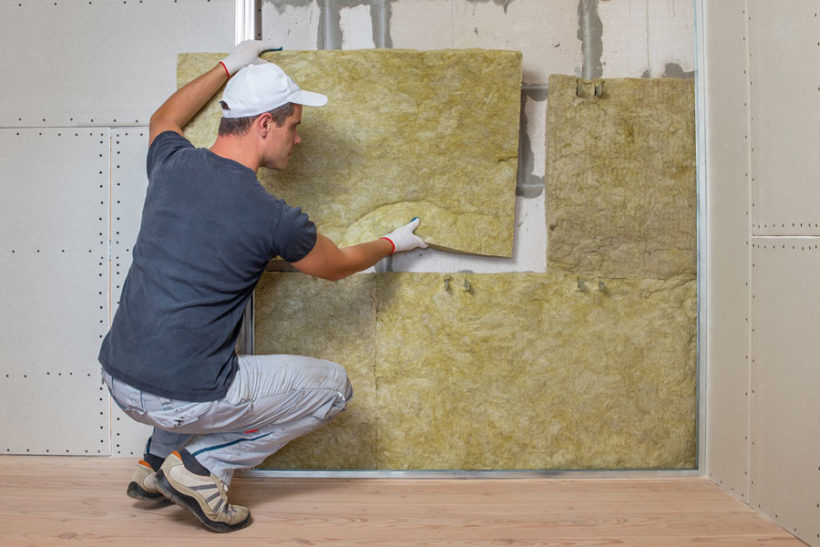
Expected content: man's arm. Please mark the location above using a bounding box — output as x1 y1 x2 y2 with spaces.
291 219 427 281
149 65 227 145
148 40 280 145
291 234 393 281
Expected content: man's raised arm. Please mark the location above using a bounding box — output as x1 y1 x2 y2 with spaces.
148 40 280 145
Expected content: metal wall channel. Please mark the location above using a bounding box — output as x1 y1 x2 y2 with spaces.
693 0 708 480
240 469 702 479
235 0 260 356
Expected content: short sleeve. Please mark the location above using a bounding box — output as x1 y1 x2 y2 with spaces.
146 131 193 178
274 204 317 263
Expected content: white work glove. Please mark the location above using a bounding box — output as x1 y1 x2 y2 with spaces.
219 39 282 76
380 218 428 254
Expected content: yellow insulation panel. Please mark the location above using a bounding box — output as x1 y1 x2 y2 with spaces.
546 75 696 279
256 272 697 470
179 49 522 257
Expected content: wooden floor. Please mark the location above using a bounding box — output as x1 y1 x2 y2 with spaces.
0 457 803 546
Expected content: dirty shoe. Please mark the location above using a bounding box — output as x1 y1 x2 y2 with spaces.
126 459 166 502
155 451 251 533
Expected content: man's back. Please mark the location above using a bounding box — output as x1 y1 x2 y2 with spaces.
99 131 316 402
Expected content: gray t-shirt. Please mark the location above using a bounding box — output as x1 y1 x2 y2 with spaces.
99 131 316 402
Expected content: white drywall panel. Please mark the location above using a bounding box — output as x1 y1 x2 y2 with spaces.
1 0 234 128
750 239 820 546
262 1 322 50
702 0 752 502
109 129 153 457
0 128 110 455
748 0 820 236
598 0 695 78
110 129 149 310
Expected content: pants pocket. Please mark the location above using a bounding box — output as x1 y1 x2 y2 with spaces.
102 372 146 418
147 400 212 430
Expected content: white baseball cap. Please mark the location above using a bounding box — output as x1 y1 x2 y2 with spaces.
220 62 327 119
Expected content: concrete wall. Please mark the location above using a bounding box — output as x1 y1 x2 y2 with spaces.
264 0 694 277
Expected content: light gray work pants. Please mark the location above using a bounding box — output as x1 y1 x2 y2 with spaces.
102 354 352 484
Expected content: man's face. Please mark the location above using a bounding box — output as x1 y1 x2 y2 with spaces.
264 104 303 171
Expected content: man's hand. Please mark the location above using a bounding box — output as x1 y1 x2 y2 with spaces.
380 218 428 254
148 40 282 145
291 219 427 281
219 40 282 76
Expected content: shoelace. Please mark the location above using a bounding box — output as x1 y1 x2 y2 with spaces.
217 482 233 515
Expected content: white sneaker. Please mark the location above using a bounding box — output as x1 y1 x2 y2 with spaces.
155 451 251 533
126 459 166 502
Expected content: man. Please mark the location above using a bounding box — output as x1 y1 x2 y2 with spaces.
99 40 426 533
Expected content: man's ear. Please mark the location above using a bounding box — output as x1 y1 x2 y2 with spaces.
256 112 273 138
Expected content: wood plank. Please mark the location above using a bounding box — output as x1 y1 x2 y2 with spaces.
0 457 800 545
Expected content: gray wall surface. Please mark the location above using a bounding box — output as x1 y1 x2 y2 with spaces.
0 0 235 456
703 0 820 544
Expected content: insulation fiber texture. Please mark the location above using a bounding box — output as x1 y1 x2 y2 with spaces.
256 272 696 470
179 50 522 257
546 75 696 279
254 274 378 469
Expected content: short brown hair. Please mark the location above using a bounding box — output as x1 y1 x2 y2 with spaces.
218 102 296 136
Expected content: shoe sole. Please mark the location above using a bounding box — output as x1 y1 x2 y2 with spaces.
154 470 251 533
126 481 172 504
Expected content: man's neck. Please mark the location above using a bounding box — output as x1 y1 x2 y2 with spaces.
209 136 260 173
